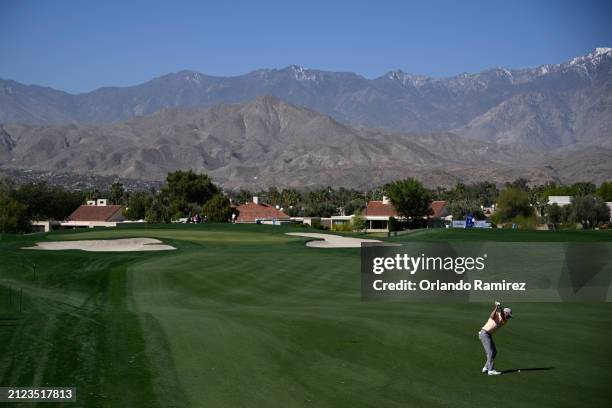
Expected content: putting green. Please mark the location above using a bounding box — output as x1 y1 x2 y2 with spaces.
1 225 611 407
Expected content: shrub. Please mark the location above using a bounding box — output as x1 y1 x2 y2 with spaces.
351 210 367 232
0 193 31 234
568 195 610 229
447 199 485 219
311 220 327 230
545 203 564 225
492 188 533 224
202 194 234 223
145 195 171 223
512 215 538 229
332 222 352 232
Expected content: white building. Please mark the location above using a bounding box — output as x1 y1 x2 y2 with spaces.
548 196 572 206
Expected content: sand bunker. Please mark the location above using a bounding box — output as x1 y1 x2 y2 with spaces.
286 232 383 248
24 238 176 252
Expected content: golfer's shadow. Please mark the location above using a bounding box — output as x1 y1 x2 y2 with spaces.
501 367 554 374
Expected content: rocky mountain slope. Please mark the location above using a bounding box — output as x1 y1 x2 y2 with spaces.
1 96 608 189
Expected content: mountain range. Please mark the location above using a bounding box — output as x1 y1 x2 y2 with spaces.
0 49 610 188
1 96 609 189
1 48 611 151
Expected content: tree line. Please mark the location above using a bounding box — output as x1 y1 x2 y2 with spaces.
1 171 610 234
0 171 234 233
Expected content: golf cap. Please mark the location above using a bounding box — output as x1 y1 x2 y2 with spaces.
503 307 513 318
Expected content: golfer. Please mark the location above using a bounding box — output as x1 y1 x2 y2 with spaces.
478 301 512 375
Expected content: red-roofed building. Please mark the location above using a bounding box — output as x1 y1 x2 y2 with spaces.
331 196 448 232
64 199 126 228
430 200 448 219
236 197 291 224
69 203 124 222
365 199 397 217
32 198 129 232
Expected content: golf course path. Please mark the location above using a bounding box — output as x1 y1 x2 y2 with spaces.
24 237 176 252
285 232 383 248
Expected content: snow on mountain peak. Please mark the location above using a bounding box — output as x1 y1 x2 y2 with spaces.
569 47 612 66
182 71 204 85
386 69 428 87
283 65 317 81
286 65 317 81
387 69 405 80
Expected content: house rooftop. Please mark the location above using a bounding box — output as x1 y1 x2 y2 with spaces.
68 204 123 222
365 200 448 219
236 202 290 223
365 200 397 217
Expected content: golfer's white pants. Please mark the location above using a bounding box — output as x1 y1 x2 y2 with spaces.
478 329 497 371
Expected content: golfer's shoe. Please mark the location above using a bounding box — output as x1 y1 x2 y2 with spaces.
487 370 502 376
482 367 488 374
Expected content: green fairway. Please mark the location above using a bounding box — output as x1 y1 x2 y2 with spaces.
385 227 612 242
1 225 611 407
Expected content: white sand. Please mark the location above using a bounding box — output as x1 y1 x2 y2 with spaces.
286 232 383 248
24 238 176 252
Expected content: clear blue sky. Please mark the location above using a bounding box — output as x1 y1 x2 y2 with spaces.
1 0 611 93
